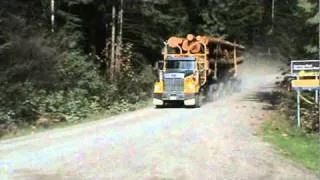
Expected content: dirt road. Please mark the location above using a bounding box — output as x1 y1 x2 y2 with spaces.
0 59 318 180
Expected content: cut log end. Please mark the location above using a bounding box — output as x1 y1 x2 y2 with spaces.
187 34 195 41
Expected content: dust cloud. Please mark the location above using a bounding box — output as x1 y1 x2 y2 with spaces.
236 52 285 92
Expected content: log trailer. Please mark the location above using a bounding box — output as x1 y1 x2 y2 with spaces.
153 34 245 108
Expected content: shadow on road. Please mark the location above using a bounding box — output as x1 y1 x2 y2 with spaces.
12 169 65 180
240 86 283 111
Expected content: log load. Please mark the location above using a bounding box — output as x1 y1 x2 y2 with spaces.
166 34 245 65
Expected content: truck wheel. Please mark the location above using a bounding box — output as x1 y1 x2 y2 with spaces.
213 90 219 100
226 81 232 95
234 79 242 92
155 105 163 109
206 84 214 102
194 94 201 108
218 83 225 98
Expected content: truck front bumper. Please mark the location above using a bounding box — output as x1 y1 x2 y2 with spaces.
153 93 196 105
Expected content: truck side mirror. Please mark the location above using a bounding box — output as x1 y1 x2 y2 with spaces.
154 61 164 82
154 60 164 70
159 61 164 70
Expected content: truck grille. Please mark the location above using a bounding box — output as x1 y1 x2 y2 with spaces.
164 78 184 92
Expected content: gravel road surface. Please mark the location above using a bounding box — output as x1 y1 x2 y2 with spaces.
0 59 318 180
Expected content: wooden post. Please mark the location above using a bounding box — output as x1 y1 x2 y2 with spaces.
233 41 238 75
214 44 218 79
214 61 218 79
110 4 116 81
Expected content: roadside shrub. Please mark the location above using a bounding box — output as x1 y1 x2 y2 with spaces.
278 91 319 133
113 43 156 103
0 7 154 137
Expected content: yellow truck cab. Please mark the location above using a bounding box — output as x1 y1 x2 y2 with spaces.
153 56 201 108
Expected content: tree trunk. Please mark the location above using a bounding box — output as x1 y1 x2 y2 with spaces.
51 0 55 33
115 0 123 75
271 0 275 34
105 24 110 79
110 4 116 81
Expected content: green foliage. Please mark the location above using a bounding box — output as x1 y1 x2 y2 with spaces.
113 43 156 103
297 1 319 58
0 0 155 137
199 0 263 41
263 116 320 171
134 0 264 56
33 89 101 122
298 1 316 14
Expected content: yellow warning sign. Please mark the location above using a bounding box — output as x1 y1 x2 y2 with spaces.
292 79 320 88
298 71 320 77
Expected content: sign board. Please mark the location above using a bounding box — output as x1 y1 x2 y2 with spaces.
292 79 320 90
291 60 320 76
289 60 320 128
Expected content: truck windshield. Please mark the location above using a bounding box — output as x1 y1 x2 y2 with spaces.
165 60 195 70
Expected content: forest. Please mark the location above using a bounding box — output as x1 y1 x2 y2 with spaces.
0 0 319 135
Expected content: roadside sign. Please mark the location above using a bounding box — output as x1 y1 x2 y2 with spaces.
289 60 320 128
291 60 320 76
297 71 320 77
291 79 320 90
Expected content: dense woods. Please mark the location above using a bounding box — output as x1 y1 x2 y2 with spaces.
0 0 319 135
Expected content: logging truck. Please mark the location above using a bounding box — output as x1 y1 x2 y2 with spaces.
153 34 245 108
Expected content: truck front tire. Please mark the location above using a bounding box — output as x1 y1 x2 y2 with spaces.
155 105 164 108
206 84 214 102
194 94 201 108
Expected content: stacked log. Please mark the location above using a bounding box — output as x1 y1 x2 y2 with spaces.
181 39 190 51
168 34 205 53
167 36 184 48
166 34 244 65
